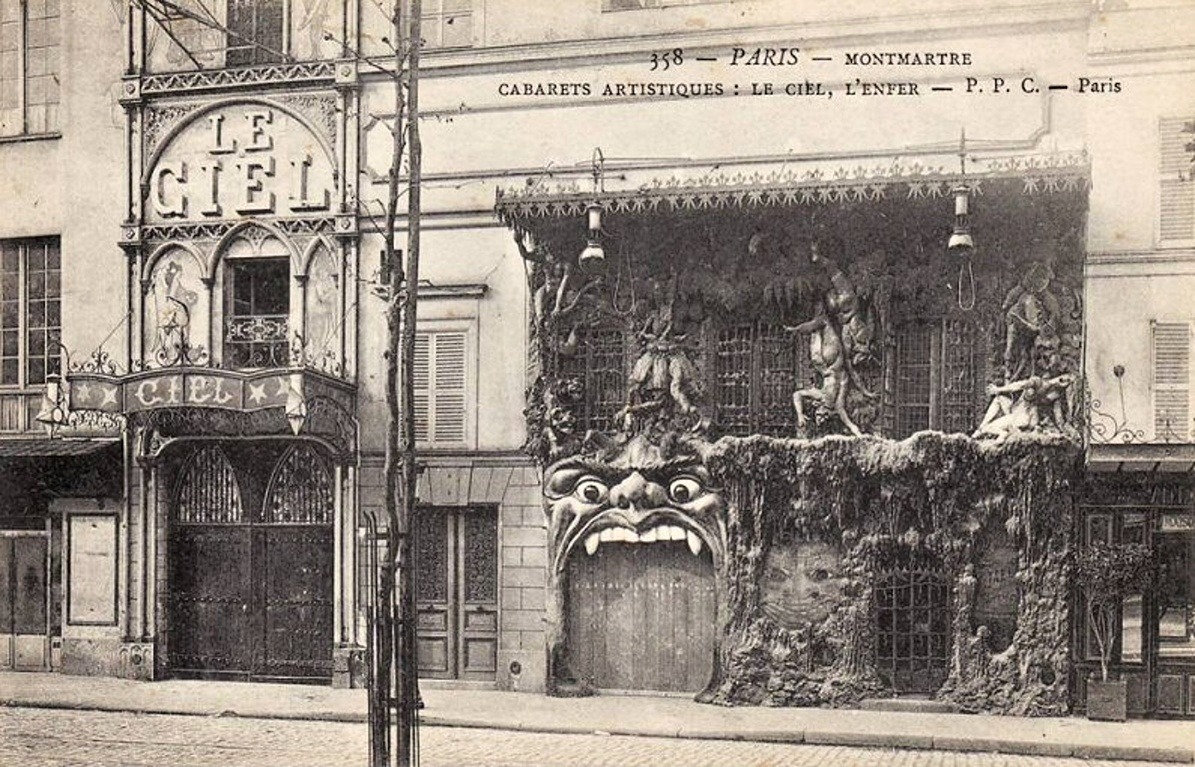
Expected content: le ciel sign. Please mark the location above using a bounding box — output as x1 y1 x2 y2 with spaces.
148 104 334 223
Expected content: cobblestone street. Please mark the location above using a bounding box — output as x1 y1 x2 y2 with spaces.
0 708 1183 767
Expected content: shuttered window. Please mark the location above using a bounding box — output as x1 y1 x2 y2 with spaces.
1160 117 1195 243
413 330 468 446
1153 321 1192 442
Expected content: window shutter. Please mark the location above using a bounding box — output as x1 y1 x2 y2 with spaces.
411 330 468 445
1153 321 1191 441
1160 117 1195 242
413 334 431 443
432 332 467 444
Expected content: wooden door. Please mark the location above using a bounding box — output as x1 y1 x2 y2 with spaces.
168 444 333 682
169 525 255 675
260 525 334 680
566 539 716 693
414 507 498 680
0 533 48 670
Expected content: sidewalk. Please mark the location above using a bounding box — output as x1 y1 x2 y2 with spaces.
1 672 1192 763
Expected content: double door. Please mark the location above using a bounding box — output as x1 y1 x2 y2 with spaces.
413 507 498 681
167 444 334 682
169 523 333 681
0 532 48 670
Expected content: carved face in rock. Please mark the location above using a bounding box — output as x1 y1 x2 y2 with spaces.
543 436 726 573
760 540 848 628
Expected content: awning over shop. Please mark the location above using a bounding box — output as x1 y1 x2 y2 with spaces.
0 438 119 458
1088 443 1195 474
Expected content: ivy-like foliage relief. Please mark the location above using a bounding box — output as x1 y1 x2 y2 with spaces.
704 431 1080 714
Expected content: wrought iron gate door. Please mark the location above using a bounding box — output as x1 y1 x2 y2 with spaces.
566 540 716 693
875 568 951 694
169 445 333 681
414 507 499 681
0 533 48 670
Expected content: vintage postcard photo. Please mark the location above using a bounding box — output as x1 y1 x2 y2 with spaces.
1 1 1193 765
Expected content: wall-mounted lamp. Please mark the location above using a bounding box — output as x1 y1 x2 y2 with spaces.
285 373 307 436
35 373 68 438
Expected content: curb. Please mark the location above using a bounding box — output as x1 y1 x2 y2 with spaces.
4 698 1193 763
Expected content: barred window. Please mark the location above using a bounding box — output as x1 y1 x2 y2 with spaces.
891 318 980 438
715 322 802 437
557 327 626 435
223 256 290 368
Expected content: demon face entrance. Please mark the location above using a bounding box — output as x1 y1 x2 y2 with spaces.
566 538 716 693
167 443 334 682
875 568 951 694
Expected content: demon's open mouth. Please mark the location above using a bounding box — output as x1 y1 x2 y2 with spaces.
573 511 707 556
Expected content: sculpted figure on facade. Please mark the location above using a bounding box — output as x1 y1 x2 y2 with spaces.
515 227 597 356
781 242 878 437
1002 261 1062 381
973 372 1076 440
618 273 705 433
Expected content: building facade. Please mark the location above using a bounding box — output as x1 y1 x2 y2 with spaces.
1 0 1192 720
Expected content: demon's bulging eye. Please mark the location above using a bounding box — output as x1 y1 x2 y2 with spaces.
573 477 609 504
668 476 704 504
811 569 830 582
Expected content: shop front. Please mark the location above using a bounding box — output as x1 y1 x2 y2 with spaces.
499 151 1091 714
1080 455 1195 718
63 365 358 683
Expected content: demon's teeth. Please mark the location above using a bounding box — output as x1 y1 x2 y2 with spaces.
584 533 600 555
667 525 687 541
640 528 658 543
687 531 703 556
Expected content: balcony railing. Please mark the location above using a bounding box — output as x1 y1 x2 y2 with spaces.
224 315 289 369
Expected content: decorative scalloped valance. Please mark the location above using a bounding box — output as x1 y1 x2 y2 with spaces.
495 151 1090 223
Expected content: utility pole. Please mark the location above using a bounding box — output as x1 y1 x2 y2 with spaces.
378 1 422 765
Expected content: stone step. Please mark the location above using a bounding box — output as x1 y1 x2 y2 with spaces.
859 697 960 714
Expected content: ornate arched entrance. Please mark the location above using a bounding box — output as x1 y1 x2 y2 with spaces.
167 442 334 681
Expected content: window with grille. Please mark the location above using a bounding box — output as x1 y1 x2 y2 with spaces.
413 329 470 447
715 322 801 436
419 0 473 50
557 327 626 435
225 0 285 66
0 0 61 136
891 318 980 439
1160 117 1195 243
1152 320 1192 442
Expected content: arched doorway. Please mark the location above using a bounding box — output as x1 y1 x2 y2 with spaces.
167 442 333 682
565 539 716 693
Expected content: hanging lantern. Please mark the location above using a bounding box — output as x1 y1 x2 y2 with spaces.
947 184 974 252
578 201 605 271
